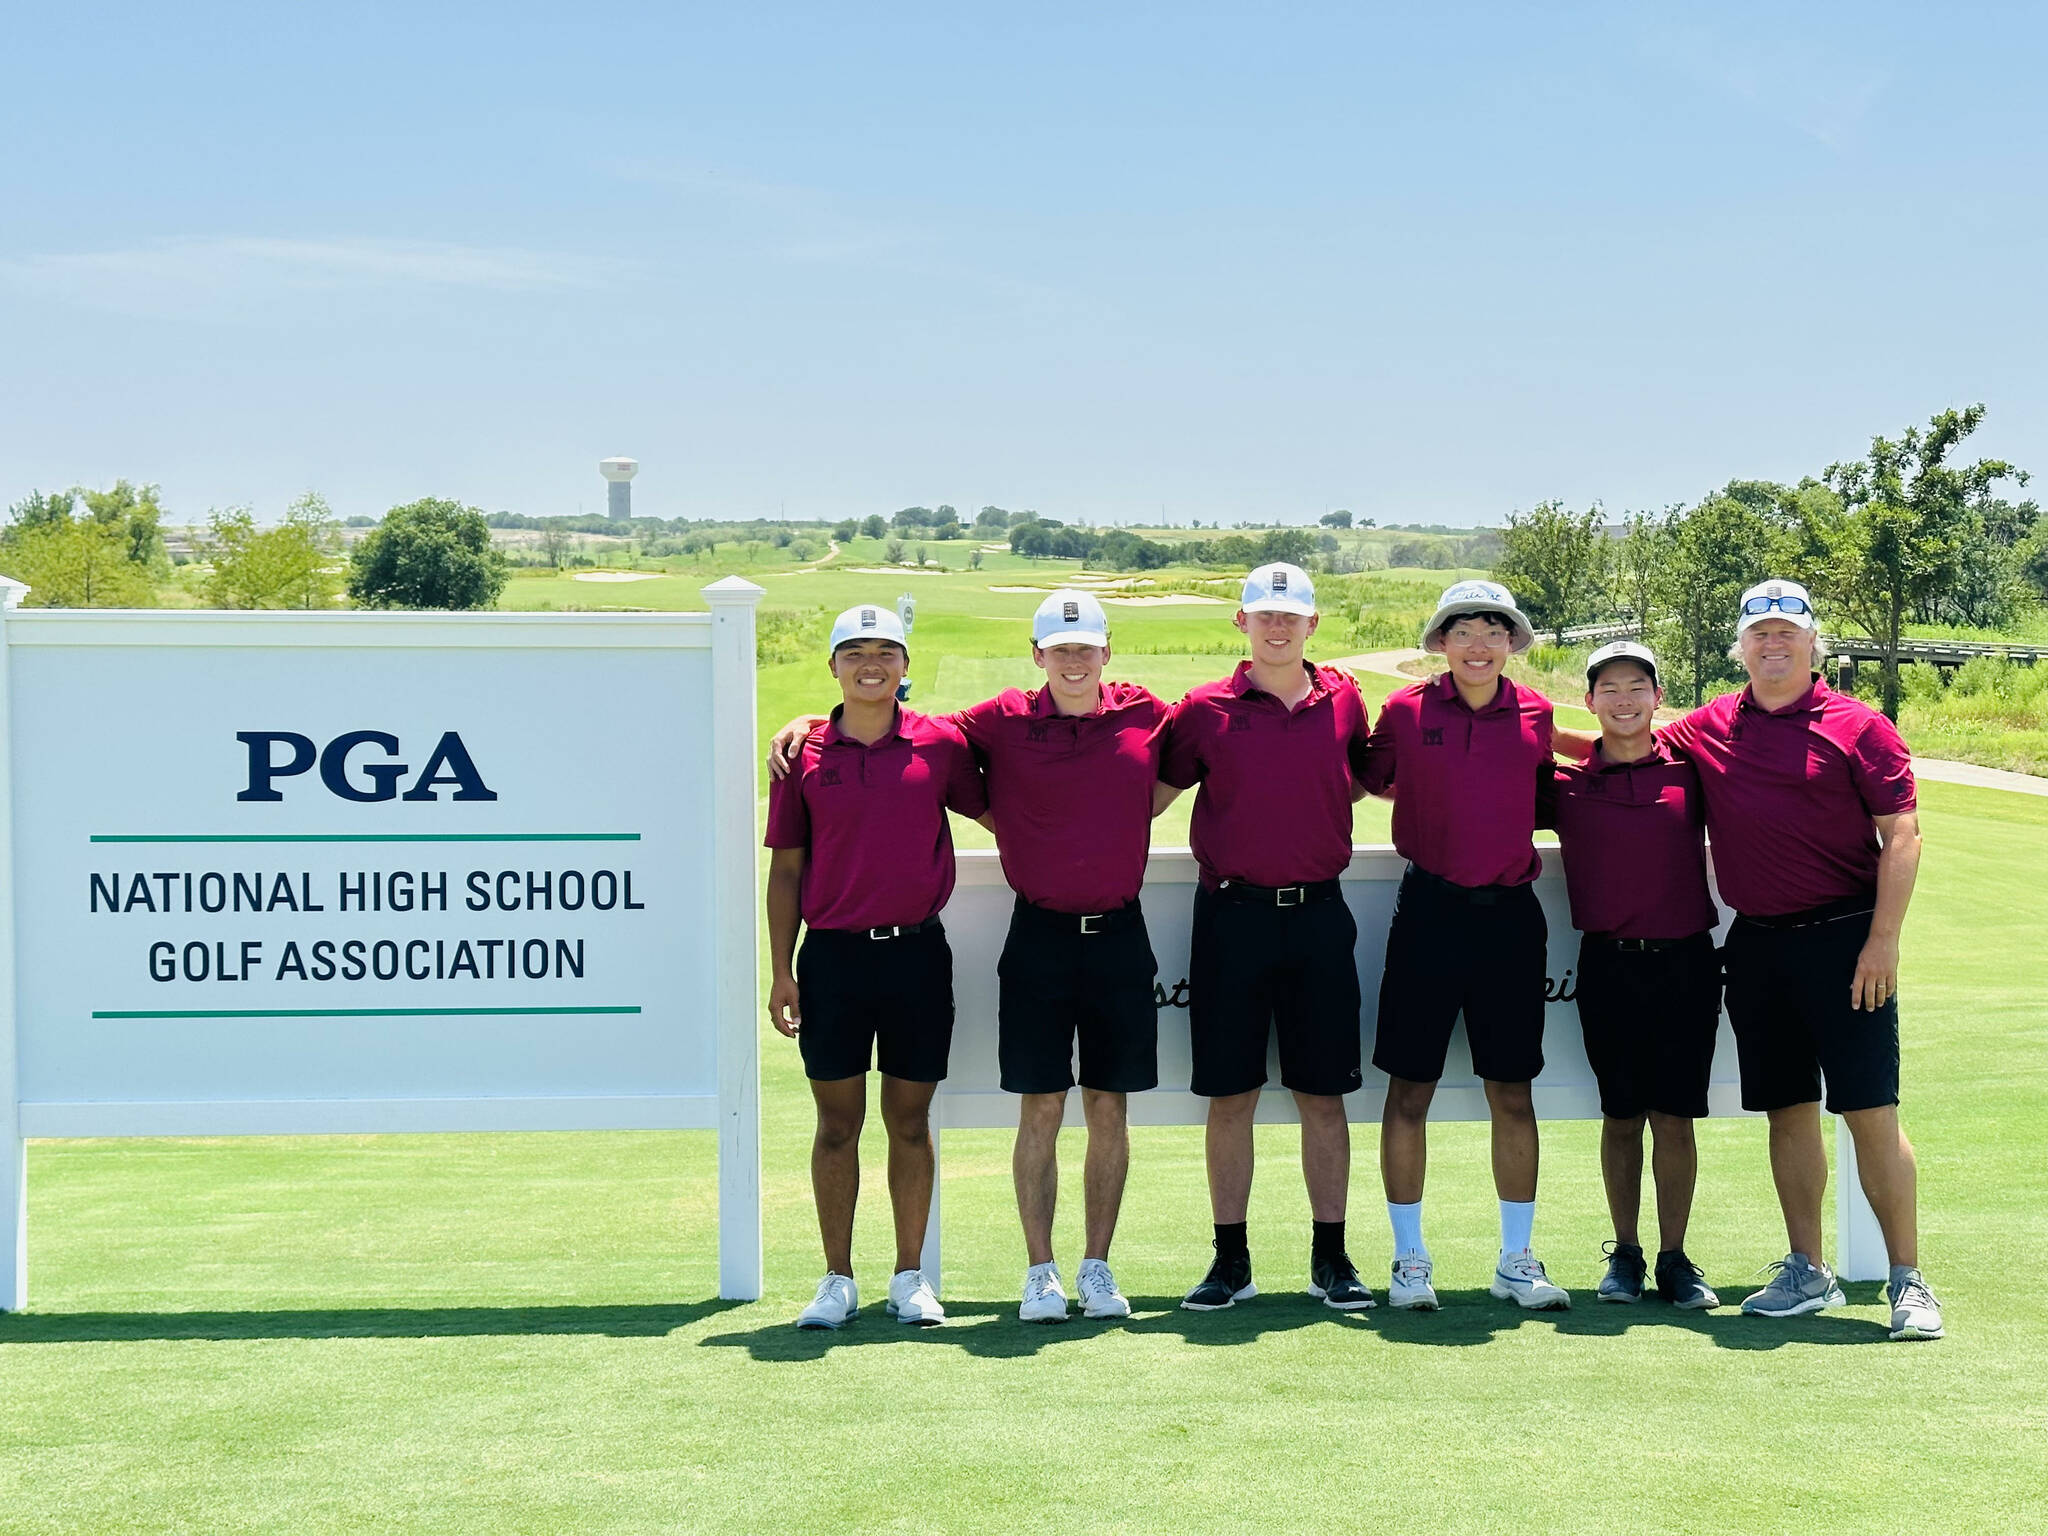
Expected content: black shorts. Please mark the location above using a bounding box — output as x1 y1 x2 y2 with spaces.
794 922 954 1083
1573 930 1722 1120
998 898 1160 1095
1187 884 1363 1099
1722 903 1899 1114
1373 866 1547 1085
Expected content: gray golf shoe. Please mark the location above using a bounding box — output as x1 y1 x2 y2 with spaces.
1887 1268 1944 1340
1740 1252 1845 1317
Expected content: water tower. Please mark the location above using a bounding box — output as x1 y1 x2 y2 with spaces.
599 457 638 520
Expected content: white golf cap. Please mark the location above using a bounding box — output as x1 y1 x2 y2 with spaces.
1586 639 1659 684
1421 579 1535 654
1031 589 1110 649
828 603 907 652
1736 578 1818 635
1241 562 1316 615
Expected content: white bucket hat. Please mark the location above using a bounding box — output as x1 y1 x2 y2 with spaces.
1421 579 1535 655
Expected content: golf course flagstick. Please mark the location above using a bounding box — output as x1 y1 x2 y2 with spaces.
0 576 27 1311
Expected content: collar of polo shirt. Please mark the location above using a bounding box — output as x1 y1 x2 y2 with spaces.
1225 658 1326 700
820 701 913 745
1739 675 1828 717
1429 669 1514 713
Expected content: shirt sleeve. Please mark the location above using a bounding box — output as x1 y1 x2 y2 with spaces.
949 697 997 752
1158 695 1206 789
1359 692 1401 795
939 732 989 819
1848 712 1917 815
1342 677 1375 781
763 760 809 849
1658 704 1707 758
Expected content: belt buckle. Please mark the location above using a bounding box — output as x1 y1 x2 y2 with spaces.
866 926 899 941
1617 938 1647 952
1275 885 1304 908
1078 913 1104 936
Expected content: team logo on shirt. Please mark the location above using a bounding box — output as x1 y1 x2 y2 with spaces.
1422 726 1444 746
1026 722 1050 742
1228 714 1253 733
820 767 842 786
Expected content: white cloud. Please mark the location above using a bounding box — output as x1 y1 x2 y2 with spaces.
0 237 630 316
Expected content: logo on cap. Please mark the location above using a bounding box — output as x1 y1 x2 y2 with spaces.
1271 571 1288 592
1062 600 1078 622
1765 583 1782 597
860 608 877 628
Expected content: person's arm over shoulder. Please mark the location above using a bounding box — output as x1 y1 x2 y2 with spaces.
1157 692 1207 791
936 722 990 820
1848 710 1917 816
763 752 810 849
950 695 1002 753
1657 702 1710 758
1359 687 1404 798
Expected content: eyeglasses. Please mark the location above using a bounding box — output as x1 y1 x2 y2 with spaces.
1446 627 1511 649
1741 593 1811 617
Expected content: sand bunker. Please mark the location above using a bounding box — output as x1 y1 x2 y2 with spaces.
1101 594 1228 606
844 566 946 575
572 572 663 583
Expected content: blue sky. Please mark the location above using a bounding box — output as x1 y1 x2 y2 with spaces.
3 2 2042 526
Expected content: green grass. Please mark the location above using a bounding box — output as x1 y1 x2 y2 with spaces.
4 569 2044 1531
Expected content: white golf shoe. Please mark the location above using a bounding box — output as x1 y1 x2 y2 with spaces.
1019 1262 1070 1324
795 1273 858 1330
885 1268 946 1326
1491 1249 1571 1310
1077 1258 1132 1319
1388 1253 1439 1311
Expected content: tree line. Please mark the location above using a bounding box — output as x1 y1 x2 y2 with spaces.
1492 405 2040 718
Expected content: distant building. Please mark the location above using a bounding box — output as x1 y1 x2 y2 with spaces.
600 457 638 520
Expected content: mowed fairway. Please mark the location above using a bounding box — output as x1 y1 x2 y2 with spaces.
2 565 2044 1533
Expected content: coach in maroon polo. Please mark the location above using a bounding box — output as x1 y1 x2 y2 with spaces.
1361 578 1568 1312
765 602 989 1333
1155 561 1377 1314
768 589 1169 1325
1662 581 1937 1338
1540 640 1722 1310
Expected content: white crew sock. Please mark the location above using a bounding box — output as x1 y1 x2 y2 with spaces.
1388 1200 1428 1259
1499 1199 1536 1257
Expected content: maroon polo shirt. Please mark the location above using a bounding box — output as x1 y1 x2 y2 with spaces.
953 682 1169 913
1658 676 1916 919
763 705 988 932
1159 662 1373 888
1361 672 1552 888
1539 742 1720 940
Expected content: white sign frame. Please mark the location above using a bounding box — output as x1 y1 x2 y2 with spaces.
0 577 766 1310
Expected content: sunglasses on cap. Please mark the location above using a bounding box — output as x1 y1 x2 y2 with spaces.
1742 593 1812 616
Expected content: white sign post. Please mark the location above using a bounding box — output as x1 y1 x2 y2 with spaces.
0 576 765 1311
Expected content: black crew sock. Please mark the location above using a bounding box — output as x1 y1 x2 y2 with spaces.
1312 1219 1346 1266
1213 1222 1249 1263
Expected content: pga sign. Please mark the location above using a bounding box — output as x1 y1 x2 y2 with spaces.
0 579 769 1311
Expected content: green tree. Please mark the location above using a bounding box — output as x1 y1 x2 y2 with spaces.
1492 500 1610 644
1319 510 1353 529
7 489 75 530
347 497 508 610
78 480 168 569
860 514 887 540
1610 508 1673 637
832 519 858 543
206 493 344 609
1805 404 2028 718
1652 490 1796 707
0 515 155 606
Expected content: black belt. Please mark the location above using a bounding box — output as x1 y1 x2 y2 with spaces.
1586 934 1691 953
1212 879 1343 908
1735 897 1875 931
1404 863 1529 907
1013 896 1143 936
811 915 944 942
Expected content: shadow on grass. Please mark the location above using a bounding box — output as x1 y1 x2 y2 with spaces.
0 1300 741 1344
702 1284 1896 1359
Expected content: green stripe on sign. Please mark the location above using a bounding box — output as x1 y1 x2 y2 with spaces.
90 1006 645 1019
89 833 642 843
